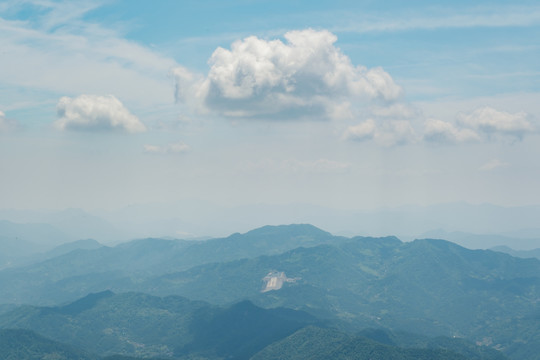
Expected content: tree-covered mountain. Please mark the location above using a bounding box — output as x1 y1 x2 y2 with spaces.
0 224 339 305
0 291 320 359
0 292 506 360
252 326 506 360
0 328 97 360
0 224 538 359
137 236 540 360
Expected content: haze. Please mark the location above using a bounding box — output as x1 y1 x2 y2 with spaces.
1 0 539 239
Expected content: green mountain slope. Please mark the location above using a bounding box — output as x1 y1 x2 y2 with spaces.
140 237 540 360
252 326 505 360
0 291 318 359
0 292 506 360
0 328 97 360
1 224 538 359
0 224 339 305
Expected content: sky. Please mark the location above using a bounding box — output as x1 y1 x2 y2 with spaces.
1 0 540 214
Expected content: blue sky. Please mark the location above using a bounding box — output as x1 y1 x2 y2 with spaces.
1 0 539 214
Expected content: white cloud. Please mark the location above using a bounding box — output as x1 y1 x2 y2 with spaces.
344 119 416 146
421 106 536 144
424 119 480 143
335 5 540 33
1 111 9 131
458 107 535 139
0 110 17 132
144 142 190 154
479 159 509 171
143 144 163 154
168 142 190 153
55 95 146 133
173 29 402 120
343 119 377 141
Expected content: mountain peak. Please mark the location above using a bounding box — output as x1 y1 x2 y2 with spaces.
52 290 114 316
244 224 331 238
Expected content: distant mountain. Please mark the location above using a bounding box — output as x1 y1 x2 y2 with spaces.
46 208 125 243
0 220 72 269
0 328 97 360
103 201 540 239
0 220 70 251
0 238 183 305
418 230 540 250
0 208 126 243
490 246 540 260
0 224 340 305
43 239 104 259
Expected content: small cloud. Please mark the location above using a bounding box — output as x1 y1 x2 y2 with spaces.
285 158 351 173
55 95 146 133
343 119 376 142
424 119 480 143
144 142 190 155
168 142 190 153
458 107 534 139
143 144 163 154
344 119 416 146
479 159 509 171
0 111 17 132
173 28 402 121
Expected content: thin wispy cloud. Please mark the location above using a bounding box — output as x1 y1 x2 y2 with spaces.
334 5 540 34
479 159 510 171
144 142 190 155
0 1 177 106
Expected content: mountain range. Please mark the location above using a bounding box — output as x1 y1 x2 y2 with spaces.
0 291 507 360
0 224 538 359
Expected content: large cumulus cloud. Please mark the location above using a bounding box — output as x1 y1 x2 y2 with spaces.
55 95 146 133
173 29 402 120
